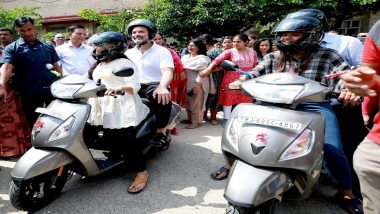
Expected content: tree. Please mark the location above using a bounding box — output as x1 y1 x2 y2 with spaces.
79 8 141 33
141 0 379 41
0 7 42 32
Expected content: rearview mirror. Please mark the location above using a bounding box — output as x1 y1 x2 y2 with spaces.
220 60 238 70
112 67 134 77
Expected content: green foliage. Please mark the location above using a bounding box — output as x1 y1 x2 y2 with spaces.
141 0 379 42
40 32 55 42
79 8 141 33
0 7 42 31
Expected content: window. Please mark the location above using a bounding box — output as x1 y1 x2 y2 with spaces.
339 20 360 36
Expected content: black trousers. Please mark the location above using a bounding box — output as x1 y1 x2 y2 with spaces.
138 83 172 129
21 92 54 128
102 127 147 172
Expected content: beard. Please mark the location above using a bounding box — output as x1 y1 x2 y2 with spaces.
132 35 150 47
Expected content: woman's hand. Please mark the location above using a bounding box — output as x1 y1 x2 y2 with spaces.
228 80 243 90
199 68 211 78
193 82 202 95
363 114 370 126
104 87 123 96
338 89 362 107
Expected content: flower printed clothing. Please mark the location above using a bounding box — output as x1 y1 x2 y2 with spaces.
211 48 257 106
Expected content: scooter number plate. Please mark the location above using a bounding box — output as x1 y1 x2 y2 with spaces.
238 116 302 131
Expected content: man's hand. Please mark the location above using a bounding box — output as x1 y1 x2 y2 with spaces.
341 66 378 96
153 85 171 105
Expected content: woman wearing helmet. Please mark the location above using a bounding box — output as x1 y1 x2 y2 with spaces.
229 16 363 214
86 31 150 194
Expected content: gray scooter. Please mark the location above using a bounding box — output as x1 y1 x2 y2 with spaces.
220 61 334 214
8 68 181 211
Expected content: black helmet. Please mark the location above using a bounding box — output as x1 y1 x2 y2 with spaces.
273 16 322 53
288 8 329 31
88 31 127 61
127 19 157 39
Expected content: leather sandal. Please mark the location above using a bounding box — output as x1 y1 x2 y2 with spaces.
185 123 201 129
335 193 364 214
210 166 230 181
128 173 149 194
210 119 218 125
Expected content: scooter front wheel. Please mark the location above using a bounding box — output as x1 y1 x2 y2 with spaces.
9 166 69 212
226 199 277 214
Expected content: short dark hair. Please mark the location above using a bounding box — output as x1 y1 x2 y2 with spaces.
189 38 207 55
14 16 35 28
67 24 85 33
0 28 12 35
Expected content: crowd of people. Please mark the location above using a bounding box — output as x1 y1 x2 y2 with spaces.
0 7 379 214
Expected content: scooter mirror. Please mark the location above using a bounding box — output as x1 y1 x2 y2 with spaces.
220 60 238 70
112 67 134 77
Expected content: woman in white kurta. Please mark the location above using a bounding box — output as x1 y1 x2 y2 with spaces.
86 31 149 194
87 58 149 128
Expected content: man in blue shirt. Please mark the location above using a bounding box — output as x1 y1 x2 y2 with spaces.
0 16 62 127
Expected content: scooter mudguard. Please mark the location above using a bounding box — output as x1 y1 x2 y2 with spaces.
224 160 293 208
11 147 73 180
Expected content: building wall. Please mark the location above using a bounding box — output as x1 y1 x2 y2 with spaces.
1 0 147 17
369 12 380 28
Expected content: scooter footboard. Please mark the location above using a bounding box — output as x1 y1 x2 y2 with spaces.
224 160 293 208
11 147 74 180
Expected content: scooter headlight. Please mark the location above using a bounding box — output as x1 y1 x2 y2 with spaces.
226 117 240 150
280 129 312 161
48 116 75 142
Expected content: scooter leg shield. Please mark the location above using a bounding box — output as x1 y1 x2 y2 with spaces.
11 147 73 180
224 160 292 208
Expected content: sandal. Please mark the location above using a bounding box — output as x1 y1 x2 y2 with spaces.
210 166 230 181
335 193 364 214
210 119 218 125
128 172 149 194
185 123 201 129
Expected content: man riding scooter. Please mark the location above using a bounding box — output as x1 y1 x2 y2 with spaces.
229 15 363 214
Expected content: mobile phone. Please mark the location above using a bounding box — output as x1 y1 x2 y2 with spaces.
187 89 194 97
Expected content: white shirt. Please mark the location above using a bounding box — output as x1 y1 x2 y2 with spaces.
125 42 174 84
320 33 363 67
87 58 149 129
56 41 96 76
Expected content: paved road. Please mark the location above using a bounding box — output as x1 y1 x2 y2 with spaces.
0 112 347 214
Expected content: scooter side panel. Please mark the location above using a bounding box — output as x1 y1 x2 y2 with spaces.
32 100 100 175
224 160 293 207
11 147 73 180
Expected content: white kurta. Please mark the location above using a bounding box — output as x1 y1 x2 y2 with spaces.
87 58 149 129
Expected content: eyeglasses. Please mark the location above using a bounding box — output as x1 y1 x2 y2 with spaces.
55 37 64 39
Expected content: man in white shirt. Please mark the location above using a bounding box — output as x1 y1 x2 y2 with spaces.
53 33 65 47
125 19 174 148
55 25 96 76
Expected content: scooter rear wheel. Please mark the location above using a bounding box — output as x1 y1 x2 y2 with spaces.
9 167 69 212
226 199 277 214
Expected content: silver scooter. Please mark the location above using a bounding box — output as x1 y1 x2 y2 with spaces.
9 68 181 212
220 61 333 214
